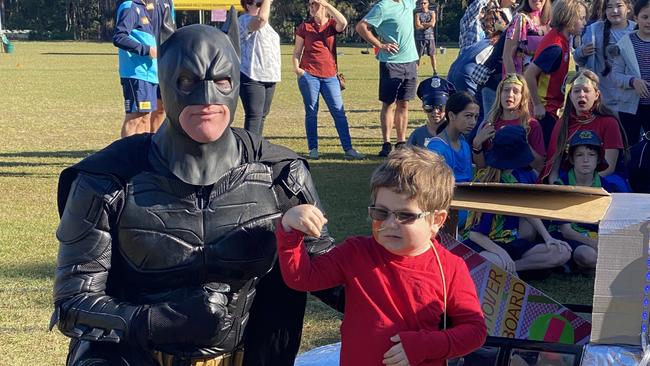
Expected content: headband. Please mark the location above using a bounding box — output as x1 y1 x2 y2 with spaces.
503 73 523 86
572 74 596 88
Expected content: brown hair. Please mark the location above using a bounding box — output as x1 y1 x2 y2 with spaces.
485 73 532 133
550 0 588 31
550 70 626 174
240 0 255 10
516 0 552 25
370 146 454 213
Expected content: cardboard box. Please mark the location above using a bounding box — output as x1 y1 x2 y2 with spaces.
451 183 650 346
590 194 650 346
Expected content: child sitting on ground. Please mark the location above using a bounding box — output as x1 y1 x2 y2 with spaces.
464 125 572 276
472 73 546 172
407 75 456 148
427 91 480 183
550 130 628 270
276 146 487 366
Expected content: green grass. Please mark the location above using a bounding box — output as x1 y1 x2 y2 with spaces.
0 42 590 364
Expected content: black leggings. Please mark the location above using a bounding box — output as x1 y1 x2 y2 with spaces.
619 104 650 145
239 72 277 136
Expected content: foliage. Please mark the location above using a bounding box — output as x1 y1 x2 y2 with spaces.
3 0 465 43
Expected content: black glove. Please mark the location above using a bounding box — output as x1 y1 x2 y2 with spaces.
140 283 231 347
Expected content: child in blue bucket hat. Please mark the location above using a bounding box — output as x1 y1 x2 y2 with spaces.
463 125 572 277
549 130 630 270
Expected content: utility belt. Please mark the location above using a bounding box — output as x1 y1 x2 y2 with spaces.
152 348 244 366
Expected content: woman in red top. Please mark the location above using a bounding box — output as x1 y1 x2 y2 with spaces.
473 73 546 171
292 0 364 161
540 70 627 184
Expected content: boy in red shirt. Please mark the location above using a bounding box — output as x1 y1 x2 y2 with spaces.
276 146 487 366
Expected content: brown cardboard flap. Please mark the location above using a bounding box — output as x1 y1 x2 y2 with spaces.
451 183 612 224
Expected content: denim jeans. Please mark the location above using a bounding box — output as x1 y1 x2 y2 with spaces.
240 72 276 136
297 71 353 151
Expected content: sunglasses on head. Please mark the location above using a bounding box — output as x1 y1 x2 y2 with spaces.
423 105 444 113
368 206 431 225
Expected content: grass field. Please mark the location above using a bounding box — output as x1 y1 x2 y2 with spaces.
0 41 591 364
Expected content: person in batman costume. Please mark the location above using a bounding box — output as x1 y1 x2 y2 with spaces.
51 15 341 366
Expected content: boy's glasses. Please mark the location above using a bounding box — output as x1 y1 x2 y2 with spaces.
368 206 431 225
423 105 444 113
247 1 262 6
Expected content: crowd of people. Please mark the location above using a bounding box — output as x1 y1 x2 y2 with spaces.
49 0 650 365
408 0 650 278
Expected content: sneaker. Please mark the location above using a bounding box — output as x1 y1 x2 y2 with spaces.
308 148 319 160
395 141 406 150
378 142 393 157
344 148 365 160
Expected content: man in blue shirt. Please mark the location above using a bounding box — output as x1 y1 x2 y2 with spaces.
114 0 174 137
356 0 419 157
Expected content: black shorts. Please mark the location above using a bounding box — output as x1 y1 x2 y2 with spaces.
416 39 436 57
464 238 539 260
379 61 418 103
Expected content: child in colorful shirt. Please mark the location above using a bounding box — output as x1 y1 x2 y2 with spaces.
551 130 629 269
464 125 572 275
276 146 487 366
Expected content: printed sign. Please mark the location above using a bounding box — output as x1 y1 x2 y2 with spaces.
439 233 591 345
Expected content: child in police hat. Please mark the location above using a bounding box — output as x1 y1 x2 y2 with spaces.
407 76 456 148
550 130 629 270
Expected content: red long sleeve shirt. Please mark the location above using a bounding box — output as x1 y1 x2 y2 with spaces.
276 228 487 366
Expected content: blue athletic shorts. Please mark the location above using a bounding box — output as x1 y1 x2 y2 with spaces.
121 78 159 113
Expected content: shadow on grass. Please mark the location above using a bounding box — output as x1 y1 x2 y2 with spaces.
0 172 58 178
0 161 66 167
0 150 96 159
1 261 54 281
42 52 115 56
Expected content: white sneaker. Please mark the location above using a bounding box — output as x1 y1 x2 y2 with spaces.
308 148 319 160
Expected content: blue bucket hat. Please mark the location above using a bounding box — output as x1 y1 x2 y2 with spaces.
485 125 534 170
417 76 456 108
564 130 609 172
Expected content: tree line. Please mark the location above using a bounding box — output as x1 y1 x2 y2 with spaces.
2 0 465 44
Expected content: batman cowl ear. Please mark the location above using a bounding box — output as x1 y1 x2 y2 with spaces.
220 5 241 58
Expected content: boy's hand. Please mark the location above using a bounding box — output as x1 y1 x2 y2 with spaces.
545 237 572 253
496 248 516 273
281 204 327 237
383 335 410 366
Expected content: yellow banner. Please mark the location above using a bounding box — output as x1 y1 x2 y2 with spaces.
174 0 243 11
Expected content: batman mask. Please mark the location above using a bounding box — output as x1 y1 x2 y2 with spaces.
151 21 242 186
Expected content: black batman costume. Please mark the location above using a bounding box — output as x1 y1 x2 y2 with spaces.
51 20 339 366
